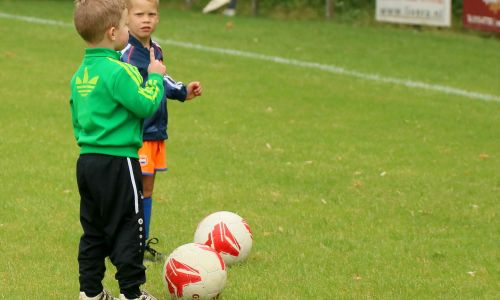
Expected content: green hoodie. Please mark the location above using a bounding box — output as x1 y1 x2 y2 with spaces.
70 48 164 158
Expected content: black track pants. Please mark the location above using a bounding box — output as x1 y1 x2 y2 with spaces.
76 154 146 296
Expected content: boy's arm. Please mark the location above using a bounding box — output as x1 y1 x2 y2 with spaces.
164 76 202 101
185 81 202 100
114 47 167 118
164 75 187 101
114 67 165 118
69 97 81 141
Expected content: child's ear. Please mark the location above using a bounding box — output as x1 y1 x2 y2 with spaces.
107 27 117 41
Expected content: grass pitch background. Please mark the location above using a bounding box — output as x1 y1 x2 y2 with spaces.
0 1 499 299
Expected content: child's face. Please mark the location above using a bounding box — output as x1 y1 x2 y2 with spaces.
113 8 130 50
128 0 159 45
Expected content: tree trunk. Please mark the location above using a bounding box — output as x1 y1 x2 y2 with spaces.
252 0 260 16
326 0 334 19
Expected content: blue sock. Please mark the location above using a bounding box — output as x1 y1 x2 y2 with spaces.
143 197 152 241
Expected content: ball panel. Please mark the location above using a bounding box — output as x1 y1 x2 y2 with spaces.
163 243 227 300
194 211 253 266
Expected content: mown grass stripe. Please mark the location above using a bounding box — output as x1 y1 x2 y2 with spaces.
1 11 499 103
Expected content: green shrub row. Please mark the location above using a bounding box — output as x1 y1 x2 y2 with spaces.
240 0 463 15
179 0 464 22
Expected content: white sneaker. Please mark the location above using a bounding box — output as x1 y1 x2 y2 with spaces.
119 290 157 300
79 290 118 300
223 8 236 17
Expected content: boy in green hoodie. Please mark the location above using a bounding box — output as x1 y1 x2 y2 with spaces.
70 0 165 299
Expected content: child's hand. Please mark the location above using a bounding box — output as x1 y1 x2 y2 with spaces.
186 81 202 101
147 47 166 76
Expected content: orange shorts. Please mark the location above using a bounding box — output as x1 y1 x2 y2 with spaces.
138 140 167 176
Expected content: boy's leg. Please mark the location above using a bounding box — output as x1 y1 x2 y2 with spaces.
142 174 155 240
140 140 167 241
78 231 107 297
138 141 167 262
106 157 147 298
224 0 237 16
77 155 113 296
77 154 146 298
139 141 156 242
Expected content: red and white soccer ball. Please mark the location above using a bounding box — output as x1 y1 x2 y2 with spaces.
194 211 253 266
163 243 227 300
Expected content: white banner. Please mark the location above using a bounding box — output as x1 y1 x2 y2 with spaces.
376 0 452 27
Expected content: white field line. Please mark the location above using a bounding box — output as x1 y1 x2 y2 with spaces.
1 11 499 103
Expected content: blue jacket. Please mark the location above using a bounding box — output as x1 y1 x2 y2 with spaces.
120 35 187 140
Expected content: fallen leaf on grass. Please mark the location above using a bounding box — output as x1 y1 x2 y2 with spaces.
4 51 16 58
478 153 489 160
353 180 363 188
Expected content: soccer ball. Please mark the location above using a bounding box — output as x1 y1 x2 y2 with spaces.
163 243 227 300
194 211 253 266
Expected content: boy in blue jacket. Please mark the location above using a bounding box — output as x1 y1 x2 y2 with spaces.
120 0 202 261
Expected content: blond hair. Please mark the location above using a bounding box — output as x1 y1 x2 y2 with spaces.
127 0 159 9
74 0 127 43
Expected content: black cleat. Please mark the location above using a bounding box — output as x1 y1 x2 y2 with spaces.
144 238 165 262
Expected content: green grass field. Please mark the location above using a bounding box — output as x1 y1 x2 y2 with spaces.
0 1 499 299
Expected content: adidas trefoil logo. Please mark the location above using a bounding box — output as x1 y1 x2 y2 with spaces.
76 68 99 97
